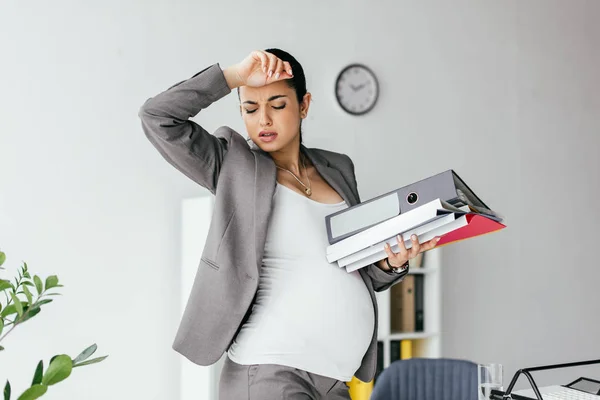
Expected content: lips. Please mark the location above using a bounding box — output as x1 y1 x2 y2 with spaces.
258 131 278 143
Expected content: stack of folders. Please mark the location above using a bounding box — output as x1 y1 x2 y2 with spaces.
324 169 507 273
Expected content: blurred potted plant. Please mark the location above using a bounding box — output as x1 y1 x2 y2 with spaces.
0 250 107 400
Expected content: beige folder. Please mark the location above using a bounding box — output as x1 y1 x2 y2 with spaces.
390 275 415 333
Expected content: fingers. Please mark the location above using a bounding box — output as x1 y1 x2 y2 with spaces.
396 234 409 261
274 61 293 81
383 235 409 268
252 51 293 82
266 53 278 78
270 58 293 81
420 236 441 252
408 234 421 258
283 61 293 76
253 51 268 73
273 58 284 80
383 241 396 261
384 234 441 268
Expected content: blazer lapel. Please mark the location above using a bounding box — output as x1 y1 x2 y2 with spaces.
252 149 277 276
302 146 359 207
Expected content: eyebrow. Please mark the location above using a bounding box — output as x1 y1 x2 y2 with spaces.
243 95 288 105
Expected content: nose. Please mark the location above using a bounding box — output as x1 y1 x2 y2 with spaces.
259 108 272 127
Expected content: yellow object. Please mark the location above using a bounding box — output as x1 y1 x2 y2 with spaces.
348 376 374 400
401 340 413 359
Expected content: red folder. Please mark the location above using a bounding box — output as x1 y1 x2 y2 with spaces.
436 214 506 247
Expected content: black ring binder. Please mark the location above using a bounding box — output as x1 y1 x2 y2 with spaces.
489 358 600 400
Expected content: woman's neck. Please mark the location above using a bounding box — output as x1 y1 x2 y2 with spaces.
270 146 305 174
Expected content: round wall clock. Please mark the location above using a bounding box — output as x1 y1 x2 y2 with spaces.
335 63 380 115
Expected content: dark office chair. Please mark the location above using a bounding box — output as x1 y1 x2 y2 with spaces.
370 358 478 400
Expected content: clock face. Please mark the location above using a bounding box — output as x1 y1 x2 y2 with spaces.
335 64 379 115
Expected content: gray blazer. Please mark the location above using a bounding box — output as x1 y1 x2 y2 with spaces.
138 64 407 382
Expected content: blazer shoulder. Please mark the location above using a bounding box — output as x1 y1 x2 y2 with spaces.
309 148 354 169
214 126 251 148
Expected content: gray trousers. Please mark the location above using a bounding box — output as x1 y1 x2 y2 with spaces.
219 357 352 400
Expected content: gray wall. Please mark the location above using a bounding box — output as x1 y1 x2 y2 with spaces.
1 0 598 398
439 1 600 388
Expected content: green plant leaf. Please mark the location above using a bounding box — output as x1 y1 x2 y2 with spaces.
0 346 4 351
72 355 108 368
32 361 43 386
21 281 34 288
4 380 10 400
0 252 5 267
0 318 4 336
19 305 41 323
72 344 97 365
0 280 12 291
22 285 33 305
9 293 23 318
16 384 47 400
44 276 59 290
41 355 72 386
33 276 43 296
1 304 17 318
36 299 52 307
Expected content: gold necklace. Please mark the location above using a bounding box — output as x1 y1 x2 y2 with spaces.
275 155 312 197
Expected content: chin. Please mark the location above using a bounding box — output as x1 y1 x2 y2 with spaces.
256 142 281 153
251 136 283 150
248 138 272 151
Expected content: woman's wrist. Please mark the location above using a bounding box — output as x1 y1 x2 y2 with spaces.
378 258 409 275
376 258 392 271
223 66 243 89
387 258 409 269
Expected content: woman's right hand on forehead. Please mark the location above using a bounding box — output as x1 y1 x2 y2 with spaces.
225 50 293 89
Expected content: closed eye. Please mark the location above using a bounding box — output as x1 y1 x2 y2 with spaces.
244 105 286 114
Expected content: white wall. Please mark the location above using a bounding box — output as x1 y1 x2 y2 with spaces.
180 197 223 400
439 1 600 388
1 0 598 398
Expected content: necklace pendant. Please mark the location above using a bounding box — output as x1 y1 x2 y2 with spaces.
305 188 312 196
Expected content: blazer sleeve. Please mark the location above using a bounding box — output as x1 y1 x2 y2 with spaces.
345 155 408 292
138 64 232 194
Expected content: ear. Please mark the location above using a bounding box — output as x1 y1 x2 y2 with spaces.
300 92 312 118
